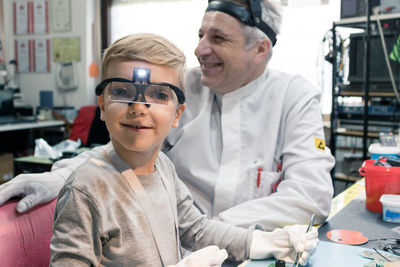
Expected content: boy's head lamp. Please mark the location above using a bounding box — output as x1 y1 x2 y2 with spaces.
95 67 185 106
206 0 277 46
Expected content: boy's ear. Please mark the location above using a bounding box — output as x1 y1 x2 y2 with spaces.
97 96 106 121
172 104 186 128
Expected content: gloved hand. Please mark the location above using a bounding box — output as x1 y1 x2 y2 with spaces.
0 172 64 213
250 225 319 266
168 246 228 267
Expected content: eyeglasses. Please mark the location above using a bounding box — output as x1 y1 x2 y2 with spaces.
95 77 185 106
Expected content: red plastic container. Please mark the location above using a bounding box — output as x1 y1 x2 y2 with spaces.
359 159 400 212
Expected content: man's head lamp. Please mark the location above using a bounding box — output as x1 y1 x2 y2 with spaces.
206 0 277 46
95 67 185 106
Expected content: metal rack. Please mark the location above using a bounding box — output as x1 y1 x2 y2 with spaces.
330 5 400 180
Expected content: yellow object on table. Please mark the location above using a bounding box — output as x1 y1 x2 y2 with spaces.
328 179 365 220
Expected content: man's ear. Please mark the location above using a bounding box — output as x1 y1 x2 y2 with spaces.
97 96 106 121
253 38 271 64
172 104 186 128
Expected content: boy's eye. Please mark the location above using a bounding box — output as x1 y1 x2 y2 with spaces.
110 87 132 99
146 86 172 102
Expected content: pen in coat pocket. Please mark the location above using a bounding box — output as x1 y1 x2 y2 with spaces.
256 167 262 188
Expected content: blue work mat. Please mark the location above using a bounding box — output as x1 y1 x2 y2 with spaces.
246 241 372 267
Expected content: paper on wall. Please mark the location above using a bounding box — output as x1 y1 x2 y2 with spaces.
13 0 29 35
33 39 50 72
32 0 48 34
14 39 30 72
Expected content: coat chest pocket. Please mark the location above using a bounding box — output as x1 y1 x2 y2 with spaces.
246 169 281 200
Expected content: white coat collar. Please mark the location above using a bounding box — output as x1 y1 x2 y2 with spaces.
218 68 269 105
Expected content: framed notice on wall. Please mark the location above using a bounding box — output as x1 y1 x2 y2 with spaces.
53 37 80 62
14 38 50 73
51 0 71 32
32 0 49 34
33 39 50 72
14 0 49 35
14 39 30 72
13 0 29 35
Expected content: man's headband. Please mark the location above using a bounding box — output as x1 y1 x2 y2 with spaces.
206 0 277 46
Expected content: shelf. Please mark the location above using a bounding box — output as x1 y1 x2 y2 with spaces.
330 14 400 175
334 172 362 183
337 113 400 122
334 12 400 27
336 129 379 138
338 91 397 97
335 146 364 150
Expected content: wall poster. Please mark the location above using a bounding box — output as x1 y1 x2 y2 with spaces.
14 39 30 72
53 37 80 62
51 0 71 32
13 0 29 35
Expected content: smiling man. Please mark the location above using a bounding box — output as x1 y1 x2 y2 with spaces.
164 0 335 230
0 0 334 232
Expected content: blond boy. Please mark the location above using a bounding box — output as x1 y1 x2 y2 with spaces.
50 33 317 267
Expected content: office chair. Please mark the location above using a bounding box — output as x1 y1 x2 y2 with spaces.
69 105 109 147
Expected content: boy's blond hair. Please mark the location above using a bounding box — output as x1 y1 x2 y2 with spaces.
101 33 186 90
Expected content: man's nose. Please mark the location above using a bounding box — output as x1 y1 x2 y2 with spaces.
195 38 212 58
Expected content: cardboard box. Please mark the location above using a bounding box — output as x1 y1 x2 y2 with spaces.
0 153 14 184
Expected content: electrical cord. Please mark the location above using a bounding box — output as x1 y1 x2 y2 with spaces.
373 248 391 262
316 29 333 113
316 29 346 114
369 238 400 257
390 99 399 133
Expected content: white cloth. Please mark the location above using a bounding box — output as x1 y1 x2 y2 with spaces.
169 246 228 267
0 172 65 213
250 226 319 265
165 67 335 230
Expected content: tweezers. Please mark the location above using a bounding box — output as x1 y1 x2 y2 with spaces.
293 213 316 267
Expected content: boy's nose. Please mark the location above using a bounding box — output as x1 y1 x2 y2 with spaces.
128 102 149 115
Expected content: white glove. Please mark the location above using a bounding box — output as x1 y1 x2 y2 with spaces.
250 225 319 266
168 246 228 267
0 172 64 213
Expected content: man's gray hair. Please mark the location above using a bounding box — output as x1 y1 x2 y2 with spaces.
229 0 281 62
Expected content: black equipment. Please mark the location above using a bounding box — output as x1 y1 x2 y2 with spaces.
340 0 381 19
348 31 400 91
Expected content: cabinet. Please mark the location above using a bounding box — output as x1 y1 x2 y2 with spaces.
329 10 400 181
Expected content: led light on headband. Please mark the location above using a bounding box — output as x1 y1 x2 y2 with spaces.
95 67 185 106
206 0 277 46
133 67 151 83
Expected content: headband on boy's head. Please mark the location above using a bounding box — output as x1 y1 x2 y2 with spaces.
95 67 186 106
206 0 277 46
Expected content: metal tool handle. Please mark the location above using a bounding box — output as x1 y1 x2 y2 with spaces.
293 214 316 267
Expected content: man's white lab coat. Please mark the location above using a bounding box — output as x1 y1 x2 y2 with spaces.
165 67 335 230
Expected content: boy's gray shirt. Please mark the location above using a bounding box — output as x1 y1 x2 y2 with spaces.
50 142 252 267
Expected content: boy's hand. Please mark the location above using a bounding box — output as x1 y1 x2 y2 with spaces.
168 246 228 267
0 172 64 213
250 225 319 266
